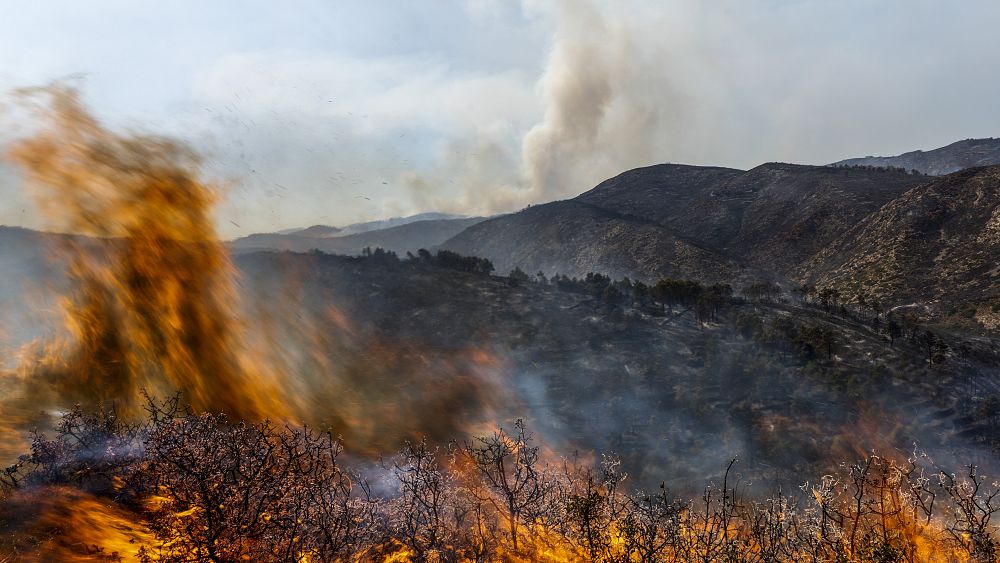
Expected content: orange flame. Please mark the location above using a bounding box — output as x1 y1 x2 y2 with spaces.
6 85 286 420
0 486 153 561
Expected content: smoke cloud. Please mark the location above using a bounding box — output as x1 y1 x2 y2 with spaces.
401 0 689 213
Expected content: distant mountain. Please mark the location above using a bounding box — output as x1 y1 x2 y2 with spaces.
230 216 485 256
291 225 343 238
281 212 466 239
804 165 1000 322
831 138 1000 175
444 163 926 282
338 212 465 236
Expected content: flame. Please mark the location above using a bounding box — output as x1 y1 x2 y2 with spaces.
239 253 516 454
0 486 153 561
5 85 287 420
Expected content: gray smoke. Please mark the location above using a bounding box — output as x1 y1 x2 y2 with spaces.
402 0 688 213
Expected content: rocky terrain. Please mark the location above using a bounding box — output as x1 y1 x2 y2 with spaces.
804 165 1000 325
575 162 928 275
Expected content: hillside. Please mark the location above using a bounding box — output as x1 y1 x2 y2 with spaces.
579 162 927 274
440 200 746 283
4 222 1000 486
235 250 1000 488
832 138 1000 175
804 165 1000 325
445 163 927 282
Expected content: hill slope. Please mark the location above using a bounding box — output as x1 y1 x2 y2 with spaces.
445 163 926 282
441 200 745 282
235 251 1000 488
804 165 1000 323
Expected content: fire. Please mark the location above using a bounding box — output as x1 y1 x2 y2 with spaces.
0 486 153 561
238 253 514 454
0 87 997 562
6 85 287 420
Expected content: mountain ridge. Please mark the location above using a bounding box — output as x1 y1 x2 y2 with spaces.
444 161 927 284
230 216 485 256
274 212 467 239
831 137 1000 175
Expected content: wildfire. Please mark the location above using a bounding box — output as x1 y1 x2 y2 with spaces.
6 85 287 420
0 486 154 561
0 88 998 562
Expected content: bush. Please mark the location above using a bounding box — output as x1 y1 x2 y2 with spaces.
4 404 1000 562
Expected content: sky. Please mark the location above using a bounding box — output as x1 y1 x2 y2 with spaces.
1 0 999 238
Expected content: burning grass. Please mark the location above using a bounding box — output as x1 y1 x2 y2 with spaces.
2 401 999 562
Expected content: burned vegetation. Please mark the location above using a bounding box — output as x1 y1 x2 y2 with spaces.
5 243 1000 561
4 397 1000 562
235 250 1000 485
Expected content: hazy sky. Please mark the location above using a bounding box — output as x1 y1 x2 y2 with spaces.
1 0 999 237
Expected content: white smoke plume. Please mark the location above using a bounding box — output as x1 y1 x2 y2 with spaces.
402 0 690 215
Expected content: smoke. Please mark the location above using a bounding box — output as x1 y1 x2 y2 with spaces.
398 0 1000 217
2 1 1000 231
401 0 689 213
3 85 288 422
0 88 518 458
523 0 654 202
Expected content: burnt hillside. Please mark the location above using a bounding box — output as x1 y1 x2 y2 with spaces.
236 250 1000 489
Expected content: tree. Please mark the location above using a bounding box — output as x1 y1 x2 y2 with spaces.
978 396 1000 427
887 317 903 346
508 267 530 286
462 420 554 551
818 288 842 313
433 250 495 275
799 324 836 360
931 339 950 366
633 281 649 307
869 299 883 330
919 330 942 364
602 284 623 306
742 281 781 303
384 439 453 559
793 284 816 304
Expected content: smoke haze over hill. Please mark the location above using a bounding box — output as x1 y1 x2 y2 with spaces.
2 1 1000 235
